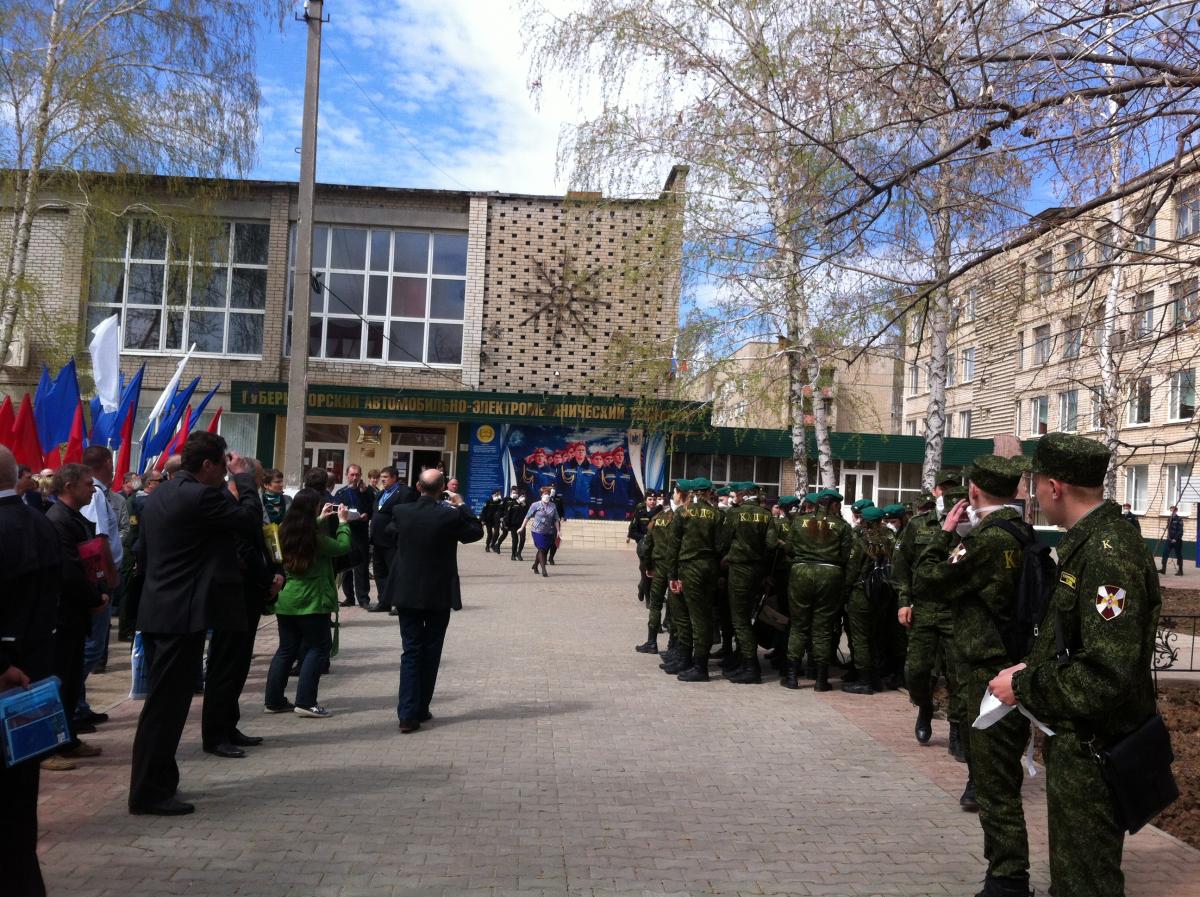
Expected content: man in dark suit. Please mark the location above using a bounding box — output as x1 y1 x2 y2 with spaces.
0 446 61 897
334 464 374 608
128 431 261 815
384 469 483 732
367 465 417 614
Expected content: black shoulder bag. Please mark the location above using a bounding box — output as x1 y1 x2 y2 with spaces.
1091 713 1179 834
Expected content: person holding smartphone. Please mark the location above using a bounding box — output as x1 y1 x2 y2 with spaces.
333 464 373 608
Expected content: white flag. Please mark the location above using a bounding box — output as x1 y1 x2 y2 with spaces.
88 314 121 413
141 343 196 442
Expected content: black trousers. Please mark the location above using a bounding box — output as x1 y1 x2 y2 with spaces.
1162 540 1184 570
508 529 526 559
52 620 87 750
373 545 392 609
341 529 371 606
0 757 44 897
201 600 262 748
129 630 206 808
484 522 500 549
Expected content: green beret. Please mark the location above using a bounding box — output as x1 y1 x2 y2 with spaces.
691 477 713 491
817 489 844 503
861 506 886 522
716 486 731 496
933 469 961 488
803 492 821 504
883 503 908 518
942 484 969 505
851 499 874 511
917 491 935 508
735 481 759 491
1031 432 1110 487
675 479 692 491
778 495 800 508
967 454 1029 497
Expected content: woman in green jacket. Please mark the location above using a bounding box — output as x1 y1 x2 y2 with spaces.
264 489 350 717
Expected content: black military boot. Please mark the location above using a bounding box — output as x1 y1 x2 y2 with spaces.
728 657 762 684
677 652 710 682
662 646 693 674
781 661 801 689
959 776 979 812
915 703 933 744
658 633 677 659
948 722 967 762
974 875 1033 897
635 626 658 654
813 665 831 692
719 651 742 673
841 673 875 695
840 663 860 684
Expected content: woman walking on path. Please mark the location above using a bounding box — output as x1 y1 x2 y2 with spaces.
265 491 350 718
523 486 562 577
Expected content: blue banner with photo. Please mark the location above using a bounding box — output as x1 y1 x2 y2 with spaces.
466 422 665 520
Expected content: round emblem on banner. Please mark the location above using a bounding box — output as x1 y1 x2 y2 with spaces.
476 425 495 444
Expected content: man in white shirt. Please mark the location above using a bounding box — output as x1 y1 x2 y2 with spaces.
77 445 122 728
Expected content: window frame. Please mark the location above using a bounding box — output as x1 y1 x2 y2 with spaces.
1125 464 1149 515
1176 188 1200 240
1165 463 1194 515
1058 389 1078 432
1029 395 1049 436
1134 215 1157 254
959 409 973 438
1035 250 1054 295
1064 237 1084 282
1062 315 1082 359
1032 324 1051 365
962 346 976 383
1127 377 1152 425
1169 369 1196 422
1133 291 1155 340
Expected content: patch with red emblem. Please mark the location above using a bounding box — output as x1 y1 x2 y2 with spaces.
1095 586 1126 621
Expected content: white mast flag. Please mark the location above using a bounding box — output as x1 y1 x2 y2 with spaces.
88 314 122 413
141 343 196 442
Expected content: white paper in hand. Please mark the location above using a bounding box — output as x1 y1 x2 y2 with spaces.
973 689 1015 729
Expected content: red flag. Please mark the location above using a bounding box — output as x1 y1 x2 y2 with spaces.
113 408 135 485
63 403 86 464
42 445 62 470
0 396 14 450
10 394 44 469
154 405 192 471
206 407 222 433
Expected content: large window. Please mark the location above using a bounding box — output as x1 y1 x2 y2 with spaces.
947 351 957 387
1064 238 1084 281
964 286 978 322
1169 370 1196 421
1097 223 1117 262
959 409 973 438
1058 390 1078 432
1166 463 1194 514
908 363 920 395
962 347 976 382
1015 331 1024 369
1032 325 1051 365
1029 396 1048 436
289 225 468 366
1176 189 1200 239
1128 377 1152 424
1134 216 1156 253
1035 251 1054 295
87 219 268 356
877 461 929 509
1063 315 1082 359
668 453 781 493
1170 277 1198 327
1133 291 1155 340
1125 465 1149 514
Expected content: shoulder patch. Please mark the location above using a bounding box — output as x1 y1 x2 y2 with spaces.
948 543 968 564
1059 571 1077 590
1095 585 1126 621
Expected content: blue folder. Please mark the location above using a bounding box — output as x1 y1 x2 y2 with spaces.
0 676 70 767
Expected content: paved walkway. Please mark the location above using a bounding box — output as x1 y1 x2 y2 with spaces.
38 547 1200 897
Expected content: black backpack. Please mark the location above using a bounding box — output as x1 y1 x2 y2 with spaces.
863 543 896 605
986 518 1057 663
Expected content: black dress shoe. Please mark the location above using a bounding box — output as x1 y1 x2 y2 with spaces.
203 742 246 759
72 721 97 734
339 599 355 607
130 798 195 816
387 607 399 616
418 711 433 722
398 720 421 734
366 603 389 613
229 730 263 747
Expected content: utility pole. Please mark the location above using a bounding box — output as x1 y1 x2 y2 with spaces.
283 0 324 491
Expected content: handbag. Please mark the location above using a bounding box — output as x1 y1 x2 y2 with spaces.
78 536 118 589
1095 714 1180 834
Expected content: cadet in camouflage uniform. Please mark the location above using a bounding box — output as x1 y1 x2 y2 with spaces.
635 492 673 655
713 486 736 662
914 456 1034 897
841 505 895 695
899 472 969 757
659 482 693 674
763 495 799 672
719 481 778 684
993 433 1162 897
782 489 852 691
665 478 725 682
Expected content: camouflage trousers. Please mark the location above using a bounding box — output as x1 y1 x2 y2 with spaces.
904 602 960 720
846 587 890 674
1044 731 1127 897
681 558 719 661
786 563 843 665
963 668 1031 882
727 563 764 661
646 570 670 633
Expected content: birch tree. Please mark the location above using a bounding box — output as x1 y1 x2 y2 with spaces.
0 0 288 365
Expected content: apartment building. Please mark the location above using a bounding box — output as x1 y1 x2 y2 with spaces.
902 171 1200 532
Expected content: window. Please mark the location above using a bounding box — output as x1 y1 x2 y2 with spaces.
909 313 923 344
1029 396 1048 436
1169 278 1198 327
1125 465 1148 514
964 287 978 322
1090 391 1103 430
959 409 973 438
1169 370 1196 421
962 347 976 382
876 461 927 509
906 419 918 436
1035 251 1054 294
1058 390 1078 432
947 351 957 387
1033 324 1051 365
1063 315 1082 358
1176 189 1200 239
1015 331 1024 369
87 219 269 356
1166 463 1194 514
1127 378 1152 424
1133 291 1155 339
288 225 468 366
945 413 954 438
1064 238 1084 281
1134 215 1156 253
949 300 961 331
1014 400 1022 436
908 363 920 395
1097 223 1117 262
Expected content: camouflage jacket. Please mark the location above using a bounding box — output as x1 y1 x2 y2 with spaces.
720 500 778 567
642 507 675 570
847 524 896 593
891 511 939 609
784 507 852 568
667 497 723 577
912 506 1027 670
1013 501 1161 740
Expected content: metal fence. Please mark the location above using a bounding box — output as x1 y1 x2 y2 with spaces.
1155 615 1200 672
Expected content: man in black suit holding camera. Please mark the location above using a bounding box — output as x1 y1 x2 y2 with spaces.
128 432 262 816
367 465 416 614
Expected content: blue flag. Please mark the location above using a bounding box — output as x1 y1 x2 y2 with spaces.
190 382 221 427
33 359 81 452
139 376 200 473
91 365 145 450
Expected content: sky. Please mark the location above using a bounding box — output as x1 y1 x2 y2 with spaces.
251 1 592 196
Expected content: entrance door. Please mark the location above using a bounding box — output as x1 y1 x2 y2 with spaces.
390 449 412 485
304 444 346 488
409 450 443 487
842 470 876 514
